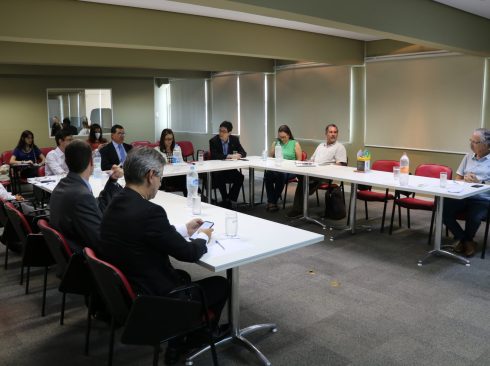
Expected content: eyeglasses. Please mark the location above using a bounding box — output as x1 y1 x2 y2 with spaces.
469 139 483 144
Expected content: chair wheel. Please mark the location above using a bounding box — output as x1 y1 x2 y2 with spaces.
185 360 194 366
271 328 278 333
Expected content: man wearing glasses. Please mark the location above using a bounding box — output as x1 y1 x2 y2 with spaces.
100 124 133 170
443 128 490 257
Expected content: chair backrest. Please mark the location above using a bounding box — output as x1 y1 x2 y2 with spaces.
2 150 13 165
415 163 452 179
0 197 9 227
147 142 159 149
37 219 72 274
38 165 46 177
4 201 32 242
301 151 307 161
131 141 151 148
84 248 136 325
372 160 399 172
176 141 194 161
40 147 54 158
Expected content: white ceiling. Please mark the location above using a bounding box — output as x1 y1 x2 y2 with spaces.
81 0 490 43
433 0 490 19
80 0 381 41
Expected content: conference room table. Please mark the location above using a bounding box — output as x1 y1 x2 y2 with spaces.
28 173 324 366
245 157 490 266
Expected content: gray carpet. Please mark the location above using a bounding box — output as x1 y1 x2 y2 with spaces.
1 179 490 366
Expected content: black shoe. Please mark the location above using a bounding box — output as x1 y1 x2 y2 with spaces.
164 346 181 365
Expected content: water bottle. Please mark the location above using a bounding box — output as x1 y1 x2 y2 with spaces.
399 152 409 186
274 141 283 166
173 144 182 164
186 165 199 207
262 149 268 161
93 149 102 178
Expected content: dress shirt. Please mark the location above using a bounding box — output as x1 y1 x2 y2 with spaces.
0 183 15 201
457 153 490 200
310 141 347 165
221 140 229 156
45 147 68 176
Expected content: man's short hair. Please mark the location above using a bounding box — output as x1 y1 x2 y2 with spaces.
219 121 233 132
124 147 165 185
62 117 71 126
54 130 72 146
325 124 338 133
111 124 124 134
65 140 92 173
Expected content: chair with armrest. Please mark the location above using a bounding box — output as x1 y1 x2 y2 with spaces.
176 140 195 161
349 160 399 232
83 247 219 366
4 202 55 316
131 141 151 148
37 219 92 324
0 197 23 268
389 163 452 244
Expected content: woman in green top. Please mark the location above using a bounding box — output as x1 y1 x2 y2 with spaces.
265 125 302 211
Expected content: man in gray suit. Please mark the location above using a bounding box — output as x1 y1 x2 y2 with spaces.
49 140 123 252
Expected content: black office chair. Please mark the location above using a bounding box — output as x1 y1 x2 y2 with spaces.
84 247 219 366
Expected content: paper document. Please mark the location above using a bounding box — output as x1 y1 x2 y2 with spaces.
295 161 317 167
205 237 252 258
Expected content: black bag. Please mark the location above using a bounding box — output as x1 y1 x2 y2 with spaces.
324 186 346 220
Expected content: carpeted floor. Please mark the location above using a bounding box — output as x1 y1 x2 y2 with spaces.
1 178 490 366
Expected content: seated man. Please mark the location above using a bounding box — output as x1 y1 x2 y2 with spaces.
209 121 247 209
49 140 123 252
62 117 78 136
97 147 229 363
443 128 490 257
99 124 133 170
287 123 347 217
45 130 73 176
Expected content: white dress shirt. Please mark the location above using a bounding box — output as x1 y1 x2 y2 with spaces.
310 141 347 165
0 183 15 201
45 147 68 176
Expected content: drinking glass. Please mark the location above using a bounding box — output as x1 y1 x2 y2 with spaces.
192 195 201 215
197 150 204 164
232 150 238 160
393 166 400 183
225 211 238 237
440 172 447 188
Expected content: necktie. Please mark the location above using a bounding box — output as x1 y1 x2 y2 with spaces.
118 144 127 164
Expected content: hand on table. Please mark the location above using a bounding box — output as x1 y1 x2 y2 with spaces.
464 172 479 183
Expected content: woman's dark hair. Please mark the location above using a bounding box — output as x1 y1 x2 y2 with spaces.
88 123 104 143
277 124 294 140
16 130 38 150
159 128 175 152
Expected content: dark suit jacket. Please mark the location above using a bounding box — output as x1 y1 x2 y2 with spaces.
98 187 207 296
99 141 132 170
49 172 122 252
209 134 247 160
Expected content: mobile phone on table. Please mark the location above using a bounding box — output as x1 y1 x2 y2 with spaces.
471 184 484 188
190 221 214 239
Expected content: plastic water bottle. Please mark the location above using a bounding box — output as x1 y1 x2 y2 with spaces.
399 152 409 186
186 165 199 207
274 141 283 166
262 149 268 161
173 144 182 164
93 149 102 178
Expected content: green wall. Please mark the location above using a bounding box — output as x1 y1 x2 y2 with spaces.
0 76 154 153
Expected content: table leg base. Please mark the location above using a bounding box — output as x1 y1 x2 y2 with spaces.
327 224 372 241
417 249 470 266
290 215 326 229
185 323 277 366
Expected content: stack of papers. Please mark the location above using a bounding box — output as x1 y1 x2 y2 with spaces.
295 161 316 167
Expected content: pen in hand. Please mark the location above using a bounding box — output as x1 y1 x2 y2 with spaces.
215 240 225 250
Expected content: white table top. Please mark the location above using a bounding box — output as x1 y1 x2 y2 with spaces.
247 156 490 200
151 191 324 272
162 159 251 177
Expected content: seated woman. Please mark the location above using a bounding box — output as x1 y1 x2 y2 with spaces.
154 128 188 196
264 125 302 211
86 123 107 150
443 128 490 258
10 130 46 178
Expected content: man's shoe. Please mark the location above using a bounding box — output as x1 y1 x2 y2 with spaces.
286 209 302 218
465 240 477 257
269 204 279 212
453 240 465 253
164 346 181 365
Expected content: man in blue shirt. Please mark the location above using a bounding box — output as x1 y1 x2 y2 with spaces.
443 128 490 257
99 124 133 170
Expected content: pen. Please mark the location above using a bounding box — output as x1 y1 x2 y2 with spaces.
215 240 225 250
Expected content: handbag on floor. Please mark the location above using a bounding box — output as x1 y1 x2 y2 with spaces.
324 186 346 220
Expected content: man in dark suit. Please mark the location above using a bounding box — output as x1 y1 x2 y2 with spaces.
49 140 123 252
98 147 229 364
62 117 78 136
99 124 133 170
209 120 247 209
